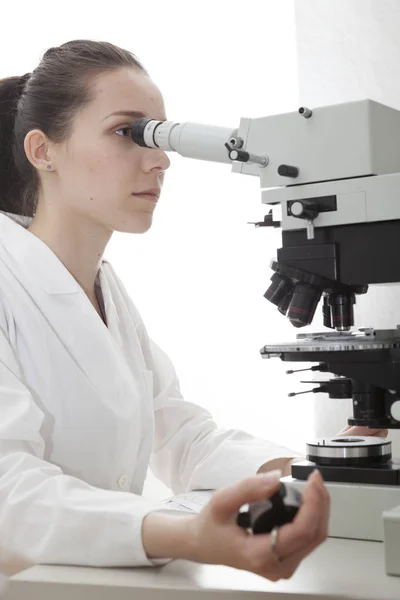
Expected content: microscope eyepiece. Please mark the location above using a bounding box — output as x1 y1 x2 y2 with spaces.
131 118 165 148
132 119 237 164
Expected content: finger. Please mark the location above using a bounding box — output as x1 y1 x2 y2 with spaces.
337 426 388 438
263 527 322 580
274 470 328 555
337 425 352 435
242 469 326 565
274 513 329 579
260 472 330 580
341 426 367 436
297 469 329 542
276 474 330 579
373 429 389 438
209 471 281 523
246 472 329 581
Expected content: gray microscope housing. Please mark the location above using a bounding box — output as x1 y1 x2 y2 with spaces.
132 100 400 484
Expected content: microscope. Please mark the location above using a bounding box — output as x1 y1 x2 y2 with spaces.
132 100 400 574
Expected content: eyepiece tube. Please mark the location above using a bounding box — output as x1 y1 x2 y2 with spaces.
132 118 237 164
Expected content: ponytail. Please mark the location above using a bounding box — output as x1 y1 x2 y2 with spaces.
0 75 30 215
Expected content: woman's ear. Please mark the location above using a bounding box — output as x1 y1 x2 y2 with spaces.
24 129 55 172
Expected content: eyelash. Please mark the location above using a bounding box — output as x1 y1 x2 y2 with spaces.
114 126 133 139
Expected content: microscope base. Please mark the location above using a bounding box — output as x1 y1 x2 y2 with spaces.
292 459 400 486
282 474 400 542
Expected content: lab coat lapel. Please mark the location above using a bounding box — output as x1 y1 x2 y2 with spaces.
0 212 136 400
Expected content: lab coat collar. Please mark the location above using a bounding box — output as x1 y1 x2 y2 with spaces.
0 210 134 398
0 211 82 294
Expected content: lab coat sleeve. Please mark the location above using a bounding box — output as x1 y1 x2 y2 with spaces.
136 324 301 495
0 320 173 568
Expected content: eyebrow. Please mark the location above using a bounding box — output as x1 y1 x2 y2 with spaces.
103 110 148 121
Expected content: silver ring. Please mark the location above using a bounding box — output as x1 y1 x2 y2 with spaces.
270 527 283 563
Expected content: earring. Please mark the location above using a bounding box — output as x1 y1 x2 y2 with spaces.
47 165 51 170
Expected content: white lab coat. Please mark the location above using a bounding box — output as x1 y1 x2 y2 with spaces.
0 211 297 568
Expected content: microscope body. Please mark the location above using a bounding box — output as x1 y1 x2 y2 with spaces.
232 100 400 557
132 101 400 561
133 98 400 464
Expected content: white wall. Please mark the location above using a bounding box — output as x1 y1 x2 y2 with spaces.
295 0 400 455
2 0 310 501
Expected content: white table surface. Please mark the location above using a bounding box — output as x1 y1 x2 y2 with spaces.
8 538 400 600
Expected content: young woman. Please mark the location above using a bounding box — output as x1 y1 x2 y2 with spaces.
0 38 380 580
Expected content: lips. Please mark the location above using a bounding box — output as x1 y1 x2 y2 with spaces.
132 187 160 203
135 188 160 196
133 192 158 203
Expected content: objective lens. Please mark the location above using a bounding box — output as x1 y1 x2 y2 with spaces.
352 382 387 423
278 290 293 316
322 295 333 329
264 273 293 307
287 282 322 327
331 294 355 331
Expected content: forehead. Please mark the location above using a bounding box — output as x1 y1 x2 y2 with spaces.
86 67 167 122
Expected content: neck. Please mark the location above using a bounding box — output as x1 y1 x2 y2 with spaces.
27 202 112 296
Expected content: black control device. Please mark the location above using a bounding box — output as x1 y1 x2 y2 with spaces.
236 482 302 534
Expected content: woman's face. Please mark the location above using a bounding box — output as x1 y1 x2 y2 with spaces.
44 67 170 234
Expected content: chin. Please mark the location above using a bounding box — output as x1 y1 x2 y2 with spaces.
113 213 154 234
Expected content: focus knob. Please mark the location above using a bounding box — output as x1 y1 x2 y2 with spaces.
289 200 319 220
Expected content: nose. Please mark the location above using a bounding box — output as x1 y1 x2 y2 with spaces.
142 147 171 173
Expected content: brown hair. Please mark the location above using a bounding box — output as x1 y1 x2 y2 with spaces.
0 40 147 217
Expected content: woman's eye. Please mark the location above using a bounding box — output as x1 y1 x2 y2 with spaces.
115 127 132 138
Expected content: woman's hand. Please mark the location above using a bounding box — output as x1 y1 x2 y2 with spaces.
186 469 329 582
336 425 388 438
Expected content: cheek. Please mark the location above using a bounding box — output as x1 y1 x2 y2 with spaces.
69 151 121 193
82 142 137 186
84 145 117 177
60 136 139 205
